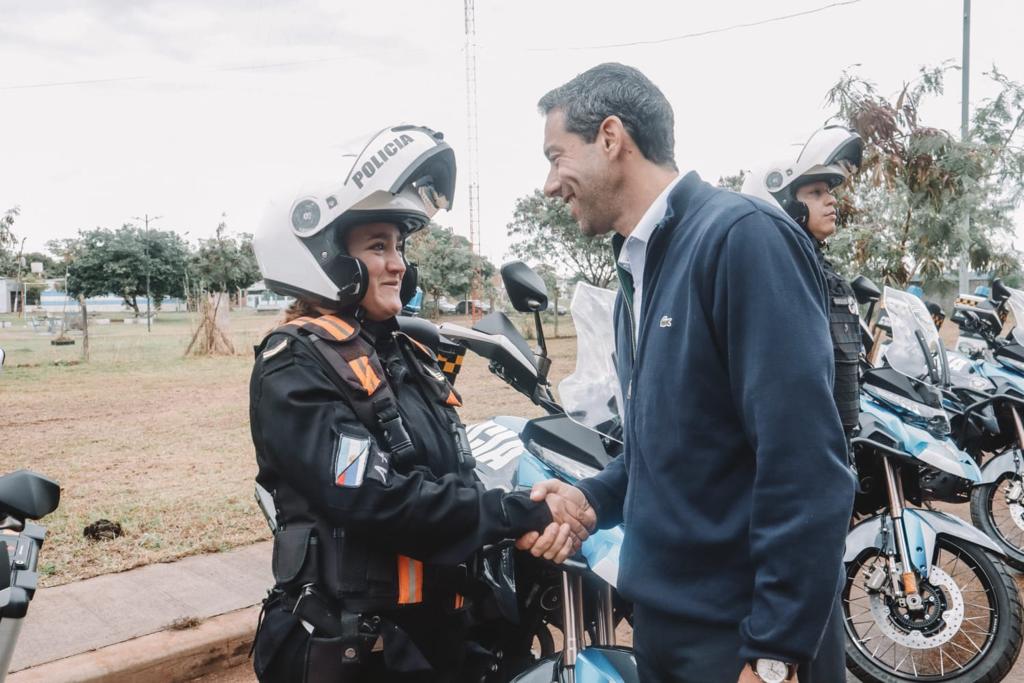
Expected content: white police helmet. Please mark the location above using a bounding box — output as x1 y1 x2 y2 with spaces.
253 124 455 309
742 125 862 227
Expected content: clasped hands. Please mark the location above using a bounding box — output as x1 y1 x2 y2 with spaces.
515 480 597 564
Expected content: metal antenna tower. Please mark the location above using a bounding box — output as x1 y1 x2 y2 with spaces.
464 0 483 319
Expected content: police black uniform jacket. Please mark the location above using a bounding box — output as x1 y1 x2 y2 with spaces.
249 316 552 606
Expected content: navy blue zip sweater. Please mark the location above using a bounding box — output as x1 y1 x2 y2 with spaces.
575 172 856 664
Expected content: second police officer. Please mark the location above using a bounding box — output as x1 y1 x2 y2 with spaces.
743 125 865 438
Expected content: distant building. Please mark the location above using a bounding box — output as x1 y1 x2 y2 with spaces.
245 281 292 312
0 278 21 313
37 287 186 314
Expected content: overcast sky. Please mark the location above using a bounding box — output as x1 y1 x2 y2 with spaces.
2 0 1022 264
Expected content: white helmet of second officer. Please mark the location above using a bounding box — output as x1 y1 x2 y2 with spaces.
742 125 863 228
253 124 456 310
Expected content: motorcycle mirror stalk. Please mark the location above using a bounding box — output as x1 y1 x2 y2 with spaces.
500 260 553 380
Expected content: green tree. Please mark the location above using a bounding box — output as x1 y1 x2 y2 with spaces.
826 65 1024 289
716 171 746 192
406 223 477 318
0 206 21 277
508 190 615 288
63 225 189 314
189 220 261 295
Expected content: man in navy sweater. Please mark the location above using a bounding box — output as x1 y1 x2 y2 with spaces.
517 63 857 682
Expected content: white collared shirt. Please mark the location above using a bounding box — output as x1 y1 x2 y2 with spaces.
617 173 683 339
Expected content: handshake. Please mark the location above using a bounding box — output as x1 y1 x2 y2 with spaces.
515 480 598 564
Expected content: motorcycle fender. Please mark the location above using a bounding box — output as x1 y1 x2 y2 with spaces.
844 509 1005 575
844 515 886 564
903 509 1005 566
509 647 639 683
979 450 1021 485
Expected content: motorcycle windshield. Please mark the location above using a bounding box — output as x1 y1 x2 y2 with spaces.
883 286 946 382
1006 285 1024 345
557 282 624 436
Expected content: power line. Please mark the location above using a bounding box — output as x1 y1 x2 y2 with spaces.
0 1 863 91
0 74 148 91
525 0 862 52
0 56 356 91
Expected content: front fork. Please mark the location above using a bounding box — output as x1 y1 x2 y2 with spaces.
558 574 617 683
1006 406 1024 506
875 457 925 612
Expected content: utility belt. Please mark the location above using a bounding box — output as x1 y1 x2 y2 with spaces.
271 518 475 614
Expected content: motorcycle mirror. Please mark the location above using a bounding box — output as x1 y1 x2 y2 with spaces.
992 278 1011 304
0 470 61 521
501 261 549 313
851 275 881 305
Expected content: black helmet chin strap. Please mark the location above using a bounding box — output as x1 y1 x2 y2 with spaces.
785 200 809 229
400 261 419 305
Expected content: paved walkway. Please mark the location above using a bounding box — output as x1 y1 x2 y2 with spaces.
10 541 271 674
9 539 1024 682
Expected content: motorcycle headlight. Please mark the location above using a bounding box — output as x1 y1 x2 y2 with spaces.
865 385 951 436
526 442 600 482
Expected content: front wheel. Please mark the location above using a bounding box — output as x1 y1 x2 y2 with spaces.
844 537 1023 682
970 473 1024 571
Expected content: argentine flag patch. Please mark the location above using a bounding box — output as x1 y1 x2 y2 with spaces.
334 434 370 488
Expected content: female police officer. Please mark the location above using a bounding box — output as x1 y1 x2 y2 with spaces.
248 125 582 682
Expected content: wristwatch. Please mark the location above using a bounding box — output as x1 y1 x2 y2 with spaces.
752 658 796 683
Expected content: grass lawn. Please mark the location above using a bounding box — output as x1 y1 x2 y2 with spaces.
0 309 579 586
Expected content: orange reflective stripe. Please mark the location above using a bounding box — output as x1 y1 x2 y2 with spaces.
284 316 313 328
407 337 433 358
348 356 382 395
397 556 423 605
318 315 355 338
454 593 464 609
306 317 348 341
445 390 462 407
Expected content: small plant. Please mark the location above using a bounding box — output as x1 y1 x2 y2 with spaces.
168 616 203 630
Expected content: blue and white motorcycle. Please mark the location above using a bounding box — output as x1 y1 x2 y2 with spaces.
843 286 1022 682
437 263 635 683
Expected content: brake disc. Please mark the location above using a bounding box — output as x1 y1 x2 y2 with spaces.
868 566 965 648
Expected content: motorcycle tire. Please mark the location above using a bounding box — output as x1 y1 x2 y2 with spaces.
844 537 1022 683
971 475 1024 571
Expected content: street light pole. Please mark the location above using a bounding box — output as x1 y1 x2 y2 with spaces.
958 0 972 295
132 213 162 332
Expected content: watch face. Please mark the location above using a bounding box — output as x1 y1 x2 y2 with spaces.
756 659 789 683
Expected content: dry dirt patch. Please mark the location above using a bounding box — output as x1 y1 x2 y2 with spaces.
0 311 579 586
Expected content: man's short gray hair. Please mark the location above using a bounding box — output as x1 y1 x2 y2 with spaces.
538 63 677 170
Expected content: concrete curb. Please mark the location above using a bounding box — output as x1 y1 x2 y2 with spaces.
9 604 260 683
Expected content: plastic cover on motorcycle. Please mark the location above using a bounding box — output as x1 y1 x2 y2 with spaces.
1006 285 1024 345
883 286 944 381
558 283 623 434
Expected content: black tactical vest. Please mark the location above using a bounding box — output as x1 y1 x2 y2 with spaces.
819 253 862 433
254 314 475 614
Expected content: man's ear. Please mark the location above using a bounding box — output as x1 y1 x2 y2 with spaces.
597 116 628 160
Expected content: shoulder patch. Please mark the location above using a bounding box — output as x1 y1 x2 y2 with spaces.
261 338 289 361
334 434 371 487
334 433 390 487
